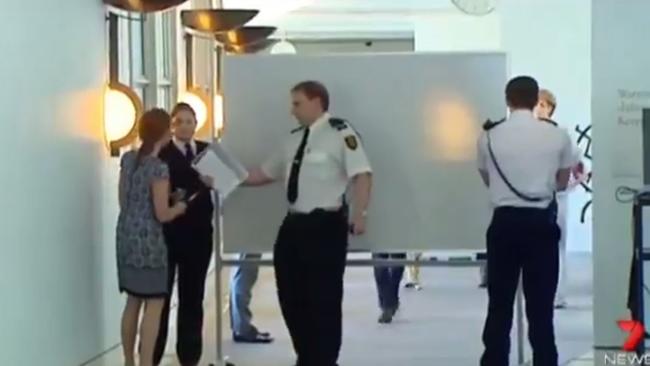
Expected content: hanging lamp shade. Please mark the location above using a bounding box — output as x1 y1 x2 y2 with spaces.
224 38 278 54
215 26 277 47
103 0 188 12
181 9 259 33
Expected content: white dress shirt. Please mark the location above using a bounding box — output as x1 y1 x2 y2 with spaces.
173 137 197 157
477 110 576 208
262 112 372 213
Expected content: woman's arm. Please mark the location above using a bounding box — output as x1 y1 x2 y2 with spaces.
152 178 187 223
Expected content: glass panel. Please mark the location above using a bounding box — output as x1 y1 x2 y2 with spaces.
130 13 146 79
162 13 173 80
117 17 131 85
158 87 171 109
133 85 146 104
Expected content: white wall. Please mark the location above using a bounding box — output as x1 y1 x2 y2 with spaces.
0 1 123 365
413 12 501 51
591 0 650 348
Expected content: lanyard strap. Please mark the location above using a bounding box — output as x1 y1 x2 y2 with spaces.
486 131 551 203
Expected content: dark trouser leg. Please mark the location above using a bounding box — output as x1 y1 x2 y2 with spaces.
153 239 178 365
303 213 348 366
176 230 213 365
480 211 521 366
274 218 306 364
373 253 390 309
373 253 405 311
389 253 406 308
522 220 560 366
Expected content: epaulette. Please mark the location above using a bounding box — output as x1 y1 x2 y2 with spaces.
482 117 506 131
329 117 349 131
539 117 558 126
291 126 305 134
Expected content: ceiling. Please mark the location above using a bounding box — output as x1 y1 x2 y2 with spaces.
223 0 457 17
222 0 467 38
295 0 455 13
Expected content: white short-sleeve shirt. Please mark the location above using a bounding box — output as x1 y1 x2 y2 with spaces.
476 110 574 208
262 112 372 213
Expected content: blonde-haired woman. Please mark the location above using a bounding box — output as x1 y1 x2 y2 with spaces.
534 89 585 309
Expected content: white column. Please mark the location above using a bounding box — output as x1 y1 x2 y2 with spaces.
591 0 650 348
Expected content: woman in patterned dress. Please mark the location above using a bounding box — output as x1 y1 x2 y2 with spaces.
116 108 189 366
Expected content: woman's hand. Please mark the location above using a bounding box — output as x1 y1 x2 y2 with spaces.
174 201 188 216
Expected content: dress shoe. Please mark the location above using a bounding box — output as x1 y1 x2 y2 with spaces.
233 331 274 343
378 309 393 324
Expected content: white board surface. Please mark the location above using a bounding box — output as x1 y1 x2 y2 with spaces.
221 52 507 253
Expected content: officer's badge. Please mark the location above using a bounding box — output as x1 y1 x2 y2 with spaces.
345 135 358 150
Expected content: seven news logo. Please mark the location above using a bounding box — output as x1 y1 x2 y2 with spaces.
618 320 645 351
603 321 647 365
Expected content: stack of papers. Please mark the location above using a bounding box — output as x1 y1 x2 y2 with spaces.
192 142 249 199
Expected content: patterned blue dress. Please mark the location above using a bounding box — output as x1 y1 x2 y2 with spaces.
116 151 169 297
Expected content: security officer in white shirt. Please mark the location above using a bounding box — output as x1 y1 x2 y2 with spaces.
245 80 373 366
477 76 574 366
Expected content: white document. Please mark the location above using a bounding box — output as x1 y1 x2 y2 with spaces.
192 142 249 199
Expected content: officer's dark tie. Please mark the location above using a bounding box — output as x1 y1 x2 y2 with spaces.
185 142 194 162
287 128 310 203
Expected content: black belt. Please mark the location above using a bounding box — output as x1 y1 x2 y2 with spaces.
287 207 344 217
495 205 549 212
494 204 557 222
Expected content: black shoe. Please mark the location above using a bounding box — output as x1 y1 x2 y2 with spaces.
233 331 274 343
378 309 393 324
392 302 400 316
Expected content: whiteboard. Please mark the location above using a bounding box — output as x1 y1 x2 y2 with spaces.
221 53 507 253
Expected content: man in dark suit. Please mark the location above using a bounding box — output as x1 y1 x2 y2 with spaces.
153 103 215 366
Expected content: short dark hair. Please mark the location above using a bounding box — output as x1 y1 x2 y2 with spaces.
505 76 539 110
171 102 197 120
291 80 330 111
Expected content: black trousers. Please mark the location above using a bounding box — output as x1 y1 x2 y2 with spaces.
274 210 348 366
480 206 560 366
372 253 406 310
154 228 212 366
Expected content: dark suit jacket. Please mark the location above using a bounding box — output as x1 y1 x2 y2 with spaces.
159 140 214 237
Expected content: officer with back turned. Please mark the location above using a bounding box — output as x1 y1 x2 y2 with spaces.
477 76 575 366
244 80 373 366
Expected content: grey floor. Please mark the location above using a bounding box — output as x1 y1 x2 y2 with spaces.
90 254 593 366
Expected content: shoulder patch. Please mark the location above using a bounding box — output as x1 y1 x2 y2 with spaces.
539 117 558 127
344 135 358 150
291 126 305 134
329 117 349 131
482 117 506 131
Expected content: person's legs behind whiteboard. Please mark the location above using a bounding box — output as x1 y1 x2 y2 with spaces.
404 252 423 290
373 253 406 323
554 194 569 309
230 253 273 343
